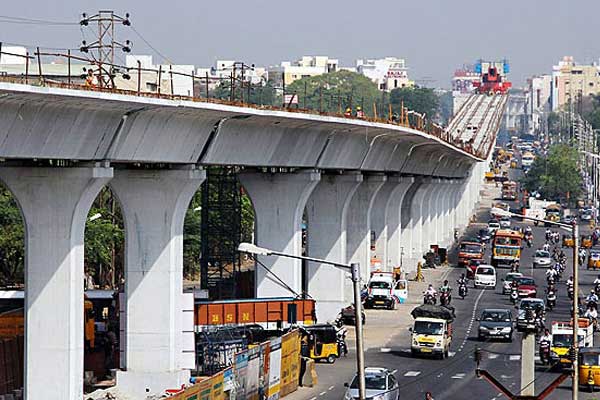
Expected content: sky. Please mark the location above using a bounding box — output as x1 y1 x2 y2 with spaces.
1 0 600 88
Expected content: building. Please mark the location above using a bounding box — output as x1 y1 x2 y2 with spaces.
122 55 195 96
451 66 480 114
525 74 552 135
355 57 412 91
269 56 338 86
551 56 600 111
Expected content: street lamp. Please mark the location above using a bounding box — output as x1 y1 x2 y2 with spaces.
491 207 579 400
237 242 367 400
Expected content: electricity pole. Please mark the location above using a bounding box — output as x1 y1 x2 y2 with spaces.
80 10 132 88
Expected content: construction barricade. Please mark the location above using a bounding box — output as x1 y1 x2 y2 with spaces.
172 330 302 400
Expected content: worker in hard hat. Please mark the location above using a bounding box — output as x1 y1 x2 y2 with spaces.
356 106 365 119
344 107 352 117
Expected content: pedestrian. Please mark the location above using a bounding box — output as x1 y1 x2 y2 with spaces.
103 325 118 379
425 391 435 400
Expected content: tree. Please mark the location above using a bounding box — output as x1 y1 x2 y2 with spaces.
285 70 382 116
183 190 202 279
0 185 24 286
389 86 440 120
521 144 582 205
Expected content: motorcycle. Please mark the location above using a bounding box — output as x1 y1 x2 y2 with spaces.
546 275 556 286
526 237 533 248
546 290 556 311
568 285 574 300
539 340 551 365
336 326 348 357
424 293 436 305
440 291 451 306
510 286 519 304
459 283 468 299
594 282 600 294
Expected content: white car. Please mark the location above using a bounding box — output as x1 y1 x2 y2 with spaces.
502 272 523 294
343 367 399 400
474 265 496 289
488 220 501 234
533 250 552 268
499 216 511 229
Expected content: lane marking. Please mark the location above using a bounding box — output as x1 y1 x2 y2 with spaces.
458 288 486 353
509 355 521 361
451 373 466 379
488 354 499 359
309 397 317 400
380 347 391 353
449 351 456 357
328 386 335 391
319 391 327 396
404 371 421 377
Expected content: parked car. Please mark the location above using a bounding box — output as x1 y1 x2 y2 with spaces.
502 272 523 294
474 265 496 289
477 309 514 341
499 216 511 229
343 367 399 400
516 276 537 298
533 250 552 268
488 220 501 234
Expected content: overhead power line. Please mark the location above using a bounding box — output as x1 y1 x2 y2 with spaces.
0 14 77 26
131 26 172 64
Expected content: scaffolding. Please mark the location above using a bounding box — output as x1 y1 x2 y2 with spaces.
200 167 243 299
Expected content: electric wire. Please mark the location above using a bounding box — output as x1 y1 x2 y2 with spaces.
0 14 77 26
250 255 302 299
130 26 172 64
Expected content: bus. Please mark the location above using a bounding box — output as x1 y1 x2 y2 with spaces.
545 204 562 225
491 229 522 268
501 181 517 200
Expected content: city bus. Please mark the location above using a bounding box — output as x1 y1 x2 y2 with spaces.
491 229 523 268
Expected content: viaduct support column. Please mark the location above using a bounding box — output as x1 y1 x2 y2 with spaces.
111 167 205 398
405 178 435 269
0 166 112 400
306 173 362 322
426 179 445 248
240 171 321 297
386 177 415 270
346 174 386 298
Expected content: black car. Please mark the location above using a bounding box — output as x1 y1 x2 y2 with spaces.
477 309 514 341
478 228 492 243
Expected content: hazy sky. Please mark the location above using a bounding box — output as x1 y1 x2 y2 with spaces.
2 0 599 87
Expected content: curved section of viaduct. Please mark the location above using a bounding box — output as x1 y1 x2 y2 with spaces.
0 83 493 400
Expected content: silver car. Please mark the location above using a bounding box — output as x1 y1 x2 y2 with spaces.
533 250 552 268
502 272 523 294
344 368 399 400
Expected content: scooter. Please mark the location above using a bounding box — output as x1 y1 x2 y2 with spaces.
546 290 556 311
336 326 348 357
510 286 519 304
459 283 468 299
440 291 451 306
424 293 436 305
539 340 551 365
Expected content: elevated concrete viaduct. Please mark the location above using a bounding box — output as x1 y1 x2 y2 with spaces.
0 82 503 399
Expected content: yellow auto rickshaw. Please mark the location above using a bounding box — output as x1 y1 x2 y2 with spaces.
588 249 600 270
579 347 600 392
301 323 340 363
582 235 593 249
563 234 575 248
510 160 517 169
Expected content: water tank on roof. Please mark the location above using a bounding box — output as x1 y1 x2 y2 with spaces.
503 61 510 74
474 62 482 74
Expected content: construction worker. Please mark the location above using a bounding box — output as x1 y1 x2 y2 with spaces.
84 69 97 88
356 106 365 119
344 107 352 117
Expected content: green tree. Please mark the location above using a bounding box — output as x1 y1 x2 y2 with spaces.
183 190 202 279
285 70 382 116
211 79 280 107
0 185 24 286
521 144 582 205
389 86 440 120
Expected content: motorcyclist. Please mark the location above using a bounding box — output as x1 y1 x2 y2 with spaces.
539 329 551 345
543 242 550 252
566 276 574 287
593 275 600 287
587 290 599 306
457 274 467 286
580 248 587 265
539 329 552 363
584 305 598 321
524 226 532 237
439 280 452 304
545 228 551 241
546 267 558 282
424 284 437 303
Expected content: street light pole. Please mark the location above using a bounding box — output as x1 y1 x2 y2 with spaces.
572 222 579 400
237 243 367 400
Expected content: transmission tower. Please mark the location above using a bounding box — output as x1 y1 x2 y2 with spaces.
80 11 132 87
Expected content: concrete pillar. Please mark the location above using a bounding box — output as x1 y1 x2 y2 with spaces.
240 171 320 297
306 173 362 322
401 178 435 269
441 180 460 247
346 174 386 288
398 180 422 272
111 167 205 398
0 166 112 400
386 177 415 270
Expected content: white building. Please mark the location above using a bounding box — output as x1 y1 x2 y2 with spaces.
525 75 552 134
269 56 338 86
0 46 27 65
125 55 195 96
356 57 411 91
196 60 267 91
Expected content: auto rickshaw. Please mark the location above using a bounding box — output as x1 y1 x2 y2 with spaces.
563 234 575 248
589 249 600 270
300 323 339 363
582 235 593 249
510 160 517 169
579 347 600 392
